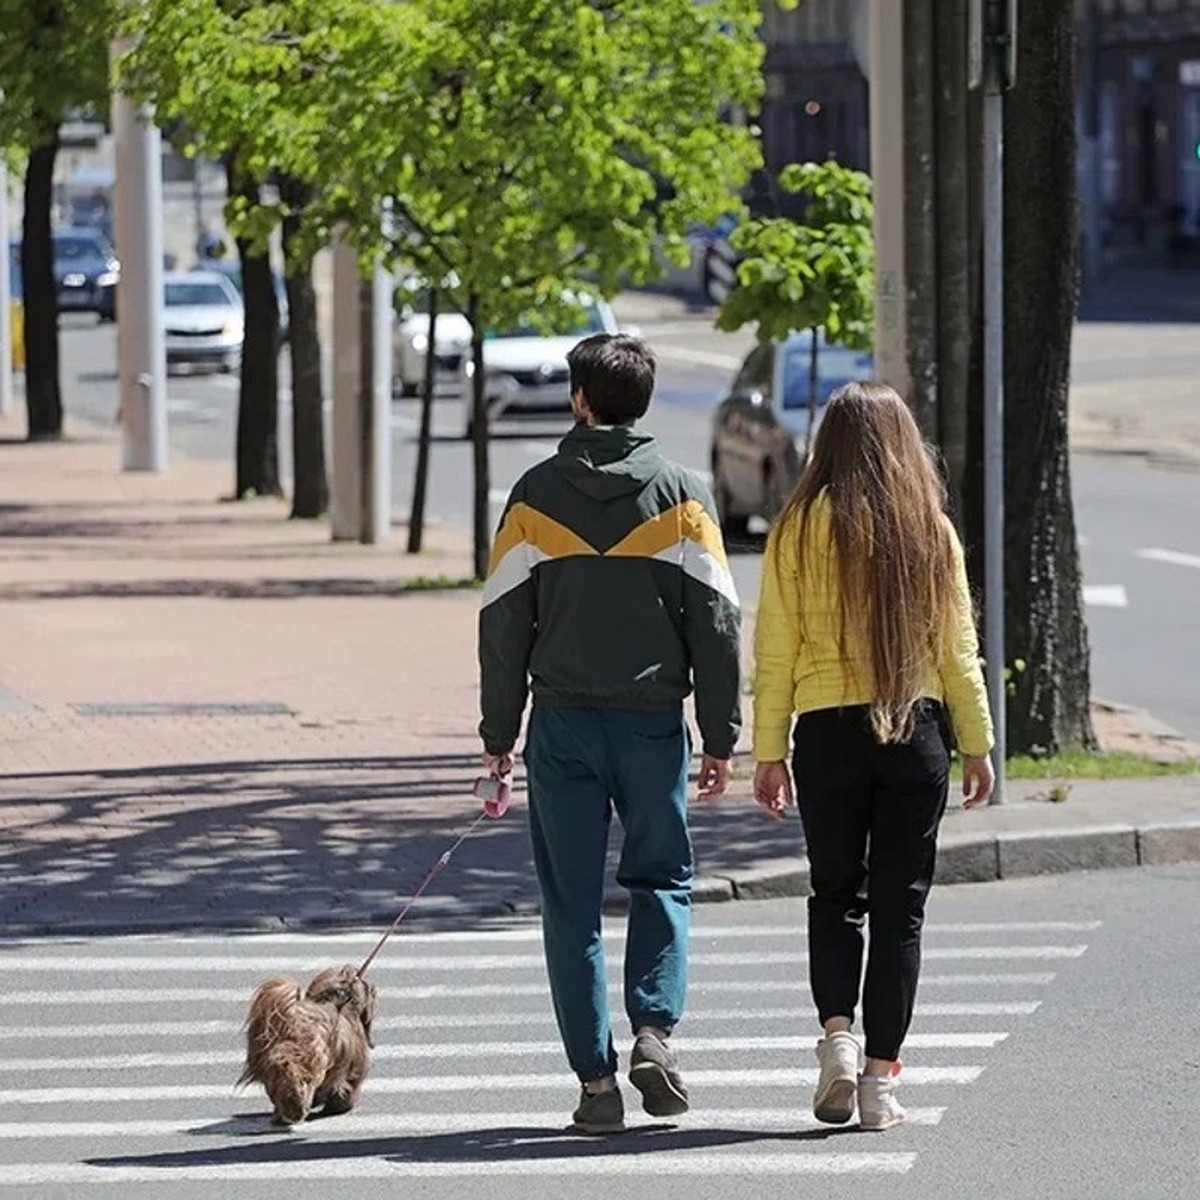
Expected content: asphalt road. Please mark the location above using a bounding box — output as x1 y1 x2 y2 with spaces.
0 865 1194 1199
54 313 1200 739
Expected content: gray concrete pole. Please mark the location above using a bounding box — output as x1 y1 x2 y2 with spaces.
0 161 13 417
111 39 168 472
330 230 362 541
867 0 909 398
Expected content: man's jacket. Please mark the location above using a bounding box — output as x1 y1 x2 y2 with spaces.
479 424 742 758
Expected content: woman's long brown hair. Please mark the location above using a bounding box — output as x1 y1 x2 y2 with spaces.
772 380 957 745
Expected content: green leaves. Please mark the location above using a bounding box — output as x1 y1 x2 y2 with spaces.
0 0 119 149
717 159 875 350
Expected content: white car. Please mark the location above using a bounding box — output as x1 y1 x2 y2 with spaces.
392 284 621 435
163 270 244 373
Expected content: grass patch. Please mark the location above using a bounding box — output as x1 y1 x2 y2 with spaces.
396 574 481 593
1003 750 1197 781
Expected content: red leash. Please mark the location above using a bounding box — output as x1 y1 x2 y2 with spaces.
356 775 513 979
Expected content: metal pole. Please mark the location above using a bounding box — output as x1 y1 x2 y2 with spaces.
1079 0 1102 285
867 0 910 398
982 2 1010 802
0 161 13 417
111 39 167 472
367 249 393 543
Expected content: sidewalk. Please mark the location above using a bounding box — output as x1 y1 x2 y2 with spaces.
0 412 1197 937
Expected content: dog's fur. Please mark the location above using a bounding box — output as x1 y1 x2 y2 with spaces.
239 964 379 1126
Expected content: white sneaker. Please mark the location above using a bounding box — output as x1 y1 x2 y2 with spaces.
813 1032 862 1124
858 1070 907 1131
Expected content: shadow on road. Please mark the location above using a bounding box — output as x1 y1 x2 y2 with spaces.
0 753 803 939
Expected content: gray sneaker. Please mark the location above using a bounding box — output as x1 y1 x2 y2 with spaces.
571 1085 625 1135
629 1032 690 1117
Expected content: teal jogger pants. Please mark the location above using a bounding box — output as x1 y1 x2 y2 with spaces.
525 704 693 1083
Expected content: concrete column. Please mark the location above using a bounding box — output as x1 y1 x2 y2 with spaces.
868 0 909 397
0 161 13 417
330 232 362 541
330 230 392 543
111 38 168 472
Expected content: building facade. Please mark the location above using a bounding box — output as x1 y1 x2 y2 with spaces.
758 0 1200 258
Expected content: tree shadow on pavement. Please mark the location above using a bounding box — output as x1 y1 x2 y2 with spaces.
0 754 804 938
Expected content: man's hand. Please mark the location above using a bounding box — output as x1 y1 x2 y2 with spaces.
483 750 515 779
697 755 731 801
962 754 996 808
753 760 794 821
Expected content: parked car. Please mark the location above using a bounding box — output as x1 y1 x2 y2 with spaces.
52 227 118 320
392 281 623 434
163 270 244 373
392 281 472 397
462 296 621 436
710 329 873 536
192 258 289 344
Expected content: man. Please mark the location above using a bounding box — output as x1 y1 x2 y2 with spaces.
478 332 742 1134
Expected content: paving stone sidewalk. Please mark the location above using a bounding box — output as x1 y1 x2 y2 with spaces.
1 413 1197 937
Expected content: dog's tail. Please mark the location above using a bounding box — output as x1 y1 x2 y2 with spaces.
237 976 306 1088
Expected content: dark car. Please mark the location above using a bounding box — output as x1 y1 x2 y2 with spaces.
710 330 873 536
52 227 119 320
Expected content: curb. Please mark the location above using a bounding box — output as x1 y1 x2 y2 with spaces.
4 821 1199 941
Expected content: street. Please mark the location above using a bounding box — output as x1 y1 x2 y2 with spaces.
0 865 1195 1198
55 310 1200 740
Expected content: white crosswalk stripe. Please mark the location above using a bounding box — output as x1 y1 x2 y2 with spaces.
0 911 1097 1189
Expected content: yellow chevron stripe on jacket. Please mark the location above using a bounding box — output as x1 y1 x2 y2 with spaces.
483 500 738 609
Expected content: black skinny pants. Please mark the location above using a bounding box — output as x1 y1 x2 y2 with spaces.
792 703 950 1062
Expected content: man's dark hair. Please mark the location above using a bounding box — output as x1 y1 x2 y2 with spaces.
566 333 656 425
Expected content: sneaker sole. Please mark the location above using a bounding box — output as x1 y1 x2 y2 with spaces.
860 1111 906 1132
813 1076 857 1125
571 1119 626 1136
629 1061 690 1117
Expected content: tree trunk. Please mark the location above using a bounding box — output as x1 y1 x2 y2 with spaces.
933 0 972 528
902 0 939 442
227 162 280 498
407 289 439 554
280 178 328 520
467 292 490 581
22 137 61 442
996 0 1096 753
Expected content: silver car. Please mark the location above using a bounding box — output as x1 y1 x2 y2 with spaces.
710 330 873 536
163 271 244 373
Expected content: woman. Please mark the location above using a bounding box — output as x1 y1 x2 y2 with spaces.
752 381 995 1132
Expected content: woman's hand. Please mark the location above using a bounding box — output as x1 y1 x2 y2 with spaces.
753 761 794 821
961 754 996 808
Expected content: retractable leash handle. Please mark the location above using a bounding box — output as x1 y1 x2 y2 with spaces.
356 777 513 978
473 772 513 818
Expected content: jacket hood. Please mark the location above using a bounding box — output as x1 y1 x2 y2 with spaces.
553 424 663 502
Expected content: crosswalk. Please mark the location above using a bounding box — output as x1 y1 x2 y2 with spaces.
0 913 1099 1195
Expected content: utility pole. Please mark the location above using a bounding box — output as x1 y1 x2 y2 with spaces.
330 230 392 543
969 0 1017 802
0 160 13 417
111 38 168 472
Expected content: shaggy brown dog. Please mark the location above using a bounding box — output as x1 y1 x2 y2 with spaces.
239 964 379 1126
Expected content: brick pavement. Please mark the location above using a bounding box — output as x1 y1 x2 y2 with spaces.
1 410 1198 937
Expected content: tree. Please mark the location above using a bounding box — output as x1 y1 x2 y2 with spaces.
717 161 874 455
971 0 1095 755
300 0 792 577
0 0 118 441
120 0 329 515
